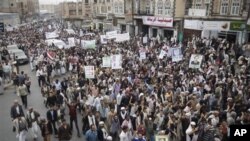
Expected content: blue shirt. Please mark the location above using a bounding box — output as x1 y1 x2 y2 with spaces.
85 129 97 141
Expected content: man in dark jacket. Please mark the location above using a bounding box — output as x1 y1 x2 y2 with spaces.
10 100 24 132
40 118 53 141
46 106 58 135
58 119 72 141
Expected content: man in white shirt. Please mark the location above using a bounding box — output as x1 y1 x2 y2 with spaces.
36 67 45 87
119 126 129 141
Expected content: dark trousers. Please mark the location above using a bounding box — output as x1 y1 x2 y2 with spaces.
70 116 80 134
49 121 58 135
26 85 31 93
20 95 27 108
38 76 46 87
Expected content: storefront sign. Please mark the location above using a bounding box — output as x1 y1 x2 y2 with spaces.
184 20 230 31
203 21 230 31
184 20 203 30
230 21 250 31
142 16 173 27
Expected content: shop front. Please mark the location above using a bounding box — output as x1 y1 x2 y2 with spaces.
229 21 250 44
142 16 174 39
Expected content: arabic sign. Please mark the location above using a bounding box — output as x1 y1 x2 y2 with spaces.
142 16 173 28
115 33 130 42
0 23 4 32
102 56 111 67
84 66 95 79
81 40 96 49
203 21 230 31
184 20 203 30
189 54 203 69
230 21 250 31
111 54 122 69
106 30 118 39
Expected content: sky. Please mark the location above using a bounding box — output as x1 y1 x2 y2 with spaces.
39 0 78 5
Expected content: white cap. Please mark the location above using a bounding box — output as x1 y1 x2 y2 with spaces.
139 93 144 97
190 122 196 126
121 107 125 110
107 136 112 140
185 112 191 117
99 121 104 125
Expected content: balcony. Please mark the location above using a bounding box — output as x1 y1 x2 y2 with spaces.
187 9 206 17
135 10 154 16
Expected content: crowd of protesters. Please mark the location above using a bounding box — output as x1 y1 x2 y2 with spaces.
2 19 250 141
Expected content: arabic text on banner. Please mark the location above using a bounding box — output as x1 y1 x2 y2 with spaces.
111 54 122 69
115 33 130 42
81 40 96 49
106 30 118 39
84 66 95 79
189 54 203 69
45 32 59 39
102 56 111 67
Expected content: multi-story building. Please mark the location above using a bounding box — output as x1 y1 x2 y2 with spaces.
183 0 250 44
58 0 92 28
40 4 56 14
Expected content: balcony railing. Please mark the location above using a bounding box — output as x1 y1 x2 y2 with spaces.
135 10 154 16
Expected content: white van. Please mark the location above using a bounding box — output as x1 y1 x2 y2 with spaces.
8 49 29 64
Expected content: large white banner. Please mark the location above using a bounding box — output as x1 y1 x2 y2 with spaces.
172 47 183 62
106 30 118 39
203 21 230 31
184 20 203 30
80 30 84 37
115 33 130 42
102 56 111 67
111 54 122 69
81 40 96 49
100 35 107 44
68 37 75 47
189 54 203 69
65 29 75 34
142 16 173 27
45 32 59 39
84 66 95 79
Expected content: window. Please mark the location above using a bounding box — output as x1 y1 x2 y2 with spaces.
165 0 171 15
69 10 76 15
220 0 229 15
157 0 163 15
119 2 123 14
85 0 89 4
78 10 82 15
114 2 119 13
195 0 202 9
145 0 151 14
231 0 240 15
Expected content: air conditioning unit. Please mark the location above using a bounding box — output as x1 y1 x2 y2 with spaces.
205 0 211 4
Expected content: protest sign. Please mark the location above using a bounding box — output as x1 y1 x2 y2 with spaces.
100 35 107 44
106 30 117 39
81 40 96 49
172 47 183 62
68 38 75 47
189 54 203 69
111 54 122 69
102 56 111 67
84 66 95 79
115 33 130 42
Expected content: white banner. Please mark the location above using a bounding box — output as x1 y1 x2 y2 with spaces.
102 56 111 67
48 25 52 29
100 35 107 44
45 32 59 39
142 16 173 27
143 37 148 44
115 33 130 42
172 47 183 62
81 40 96 49
140 52 146 60
189 54 203 69
111 54 122 69
68 37 75 47
203 21 230 31
184 20 203 30
159 50 167 59
84 66 95 79
65 29 75 34
106 30 118 39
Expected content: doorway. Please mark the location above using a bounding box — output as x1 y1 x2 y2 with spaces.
152 28 157 37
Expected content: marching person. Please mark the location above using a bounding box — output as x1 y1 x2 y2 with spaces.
46 106 58 136
11 100 25 132
85 124 98 141
18 82 28 109
66 99 81 137
26 107 40 141
97 121 109 141
58 119 72 141
13 115 28 141
40 118 53 141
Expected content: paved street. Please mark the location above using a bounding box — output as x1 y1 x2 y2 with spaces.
0 64 85 141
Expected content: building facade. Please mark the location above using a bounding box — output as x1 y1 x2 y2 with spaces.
58 0 92 28
183 0 250 44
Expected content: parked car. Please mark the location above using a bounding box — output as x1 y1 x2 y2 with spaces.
8 49 29 65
